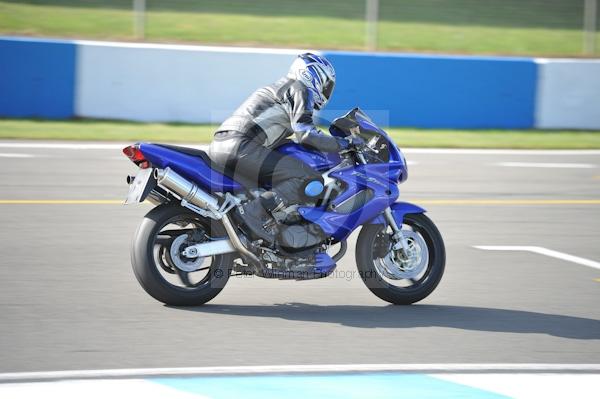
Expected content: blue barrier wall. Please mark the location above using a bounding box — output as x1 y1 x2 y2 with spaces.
0 37 76 119
320 51 538 129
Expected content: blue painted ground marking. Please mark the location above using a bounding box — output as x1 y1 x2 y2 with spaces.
152 372 509 398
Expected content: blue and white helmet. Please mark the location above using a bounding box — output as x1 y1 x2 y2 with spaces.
288 53 336 110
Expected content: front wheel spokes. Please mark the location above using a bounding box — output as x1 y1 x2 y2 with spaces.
373 223 429 282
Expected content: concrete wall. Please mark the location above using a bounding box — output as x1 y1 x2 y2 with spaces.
76 41 301 123
1 37 599 130
535 59 600 130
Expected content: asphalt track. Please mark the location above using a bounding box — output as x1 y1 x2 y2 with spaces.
0 141 599 373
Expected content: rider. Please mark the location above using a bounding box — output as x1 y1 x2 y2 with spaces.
209 53 347 242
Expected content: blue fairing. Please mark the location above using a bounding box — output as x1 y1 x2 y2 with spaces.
293 108 412 241
139 143 243 192
276 142 341 171
369 202 426 226
299 162 405 241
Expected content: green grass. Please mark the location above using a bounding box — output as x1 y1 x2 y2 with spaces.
1 0 598 56
2 119 600 149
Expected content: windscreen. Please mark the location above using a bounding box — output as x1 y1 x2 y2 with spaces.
330 108 401 163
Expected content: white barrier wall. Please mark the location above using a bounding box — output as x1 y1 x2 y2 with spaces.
536 59 600 130
76 41 305 123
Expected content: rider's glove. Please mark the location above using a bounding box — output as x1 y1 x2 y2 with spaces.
336 137 351 150
348 135 366 147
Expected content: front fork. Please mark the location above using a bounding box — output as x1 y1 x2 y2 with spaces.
383 207 410 258
355 148 411 258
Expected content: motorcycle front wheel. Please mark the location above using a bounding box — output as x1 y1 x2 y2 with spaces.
131 204 234 306
356 213 445 305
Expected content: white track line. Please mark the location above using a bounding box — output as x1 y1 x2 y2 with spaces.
0 153 35 158
474 246 600 270
495 162 596 168
403 148 600 155
0 142 209 151
0 142 599 155
0 143 126 150
1 364 600 382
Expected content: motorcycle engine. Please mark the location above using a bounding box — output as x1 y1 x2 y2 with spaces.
278 222 327 252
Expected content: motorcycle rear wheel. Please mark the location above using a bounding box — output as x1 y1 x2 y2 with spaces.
356 213 445 305
131 204 234 306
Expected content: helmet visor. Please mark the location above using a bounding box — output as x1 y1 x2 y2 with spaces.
322 79 335 102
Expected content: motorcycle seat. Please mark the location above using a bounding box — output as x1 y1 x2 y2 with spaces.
156 144 258 189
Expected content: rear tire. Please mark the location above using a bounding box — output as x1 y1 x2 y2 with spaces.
356 213 445 305
131 204 234 306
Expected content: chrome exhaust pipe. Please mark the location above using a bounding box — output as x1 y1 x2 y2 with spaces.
221 213 262 269
154 167 262 269
154 167 219 212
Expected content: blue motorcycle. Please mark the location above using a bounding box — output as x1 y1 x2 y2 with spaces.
124 108 445 305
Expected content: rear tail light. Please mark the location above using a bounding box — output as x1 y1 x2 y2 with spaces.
122 145 150 169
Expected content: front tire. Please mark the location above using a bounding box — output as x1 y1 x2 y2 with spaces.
356 213 445 305
131 204 234 306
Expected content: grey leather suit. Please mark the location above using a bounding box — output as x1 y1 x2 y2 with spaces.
209 77 340 205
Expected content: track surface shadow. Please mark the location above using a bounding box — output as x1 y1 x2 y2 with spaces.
168 303 600 340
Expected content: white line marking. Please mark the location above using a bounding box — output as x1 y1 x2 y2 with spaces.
0 143 125 150
0 153 35 158
474 246 600 270
403 148 600 155
1 364 600 382
0 142 599 155
0 142 209 151
496 162 596 168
